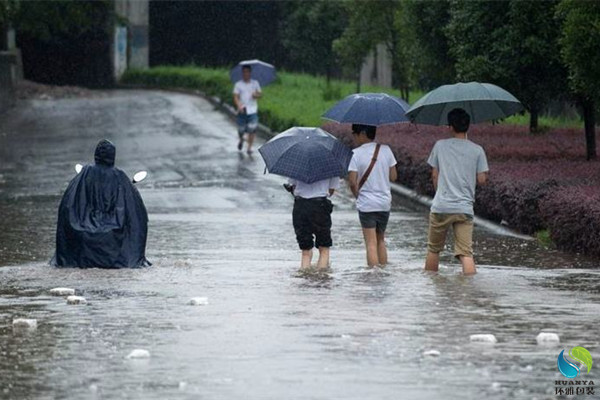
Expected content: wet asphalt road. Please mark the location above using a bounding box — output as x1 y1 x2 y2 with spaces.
0 91 599 400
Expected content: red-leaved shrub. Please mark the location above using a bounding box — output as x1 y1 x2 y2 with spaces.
540 186 600 257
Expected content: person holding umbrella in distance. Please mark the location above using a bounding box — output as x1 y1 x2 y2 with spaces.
230 60 276 154
322 93 409 268
232 64 261 154
406 82 524 275
259 127 353 271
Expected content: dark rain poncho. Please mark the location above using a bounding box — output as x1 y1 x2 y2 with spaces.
52 140 150 268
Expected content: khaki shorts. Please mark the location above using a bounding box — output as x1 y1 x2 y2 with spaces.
427 213 474 258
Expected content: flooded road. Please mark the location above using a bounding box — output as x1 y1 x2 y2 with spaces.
0 91 598 399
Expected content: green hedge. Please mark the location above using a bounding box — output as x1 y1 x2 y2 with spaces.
121 66 416 132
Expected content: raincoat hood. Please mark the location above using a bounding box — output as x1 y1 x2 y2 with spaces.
94 139 116 167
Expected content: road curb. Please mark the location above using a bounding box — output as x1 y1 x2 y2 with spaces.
118 84 533 240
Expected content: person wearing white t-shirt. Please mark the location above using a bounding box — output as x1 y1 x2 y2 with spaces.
287 177 340 270
233 65 262 154
348 124 397 268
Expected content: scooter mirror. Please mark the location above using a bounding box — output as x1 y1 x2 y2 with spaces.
75 164 83 174
133 171 148 183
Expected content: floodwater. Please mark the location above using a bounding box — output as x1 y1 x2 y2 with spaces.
0 91 598 400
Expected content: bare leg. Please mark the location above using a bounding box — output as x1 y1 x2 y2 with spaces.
425 251 440 272
376 230 387 266
362 228 379 267
247 133 256 153
301 249 313 269
316 247 330 270
459 256 476 275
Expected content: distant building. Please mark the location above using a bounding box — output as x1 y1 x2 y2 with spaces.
114 0 149 80
360 43 392 89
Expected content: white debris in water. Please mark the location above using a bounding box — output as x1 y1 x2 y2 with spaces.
423 349 441 357
126 349 150 359
178 382 187 391
12 318 37 329
188 297 209 306
491 382 501 391
66 295 87 305
340 334 352 339
520 365 533 372
89 384 98 393
469 334 497 344
536 332 560 345
49 287 75 296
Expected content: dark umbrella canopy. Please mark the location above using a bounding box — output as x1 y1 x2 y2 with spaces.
322 92 410 126
258 127 353 184
406 82 524 125
229 59 277 87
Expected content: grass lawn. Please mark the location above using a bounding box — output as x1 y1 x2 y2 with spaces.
122 65 581 131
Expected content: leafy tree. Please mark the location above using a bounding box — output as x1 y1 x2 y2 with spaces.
281 0 347 83
12 0 114 40
405 0 454 89
333 0 414 99
446 0 566 132
332 1 374 92
558 0 600 160
506 0 567 132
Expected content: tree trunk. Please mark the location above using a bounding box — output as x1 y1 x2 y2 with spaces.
529 108 539 133
356 65 361 93
582 98 597 160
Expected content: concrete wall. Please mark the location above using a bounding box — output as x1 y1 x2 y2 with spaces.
360 43 392 89
115 0 149 77
0 51 18 113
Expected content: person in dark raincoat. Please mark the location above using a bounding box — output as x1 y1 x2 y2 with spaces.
52 139 150 268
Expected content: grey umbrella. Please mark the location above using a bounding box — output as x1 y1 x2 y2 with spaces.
406 82 524 125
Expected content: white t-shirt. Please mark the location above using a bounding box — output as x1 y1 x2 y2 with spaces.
233 79 261 115
348 142 397 212
289 177 340 199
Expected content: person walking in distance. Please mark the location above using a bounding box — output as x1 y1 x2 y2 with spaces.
233 65 262 154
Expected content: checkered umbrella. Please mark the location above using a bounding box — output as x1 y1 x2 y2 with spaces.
258 127 353 184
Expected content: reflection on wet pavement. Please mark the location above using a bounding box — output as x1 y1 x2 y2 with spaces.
0 91 598 399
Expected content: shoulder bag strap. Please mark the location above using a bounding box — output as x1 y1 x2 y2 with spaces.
358 144 381 190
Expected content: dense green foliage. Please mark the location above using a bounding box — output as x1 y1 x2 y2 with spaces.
558 0 600 159
10 0 113 39
280 1 347 81
446 0 567 131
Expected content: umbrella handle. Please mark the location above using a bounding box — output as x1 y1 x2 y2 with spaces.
410 122 420 134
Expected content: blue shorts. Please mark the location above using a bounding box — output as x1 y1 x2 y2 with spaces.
237 113 258 136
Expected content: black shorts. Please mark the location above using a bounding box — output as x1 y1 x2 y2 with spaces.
358 211 390 233
292 197 333 250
